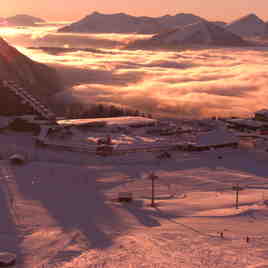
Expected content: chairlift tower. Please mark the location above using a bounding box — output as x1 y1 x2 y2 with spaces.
148 172 158 207
232 184 243 209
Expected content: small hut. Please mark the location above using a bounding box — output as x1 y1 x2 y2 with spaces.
9 154 26 165
118 192 133 202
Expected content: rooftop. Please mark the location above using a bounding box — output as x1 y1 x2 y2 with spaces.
57 116 157 127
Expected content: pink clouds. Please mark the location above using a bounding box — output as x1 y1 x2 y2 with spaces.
3 27 268 118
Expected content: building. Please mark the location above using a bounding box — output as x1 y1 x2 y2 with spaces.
225 118 264 131
57 116 157 128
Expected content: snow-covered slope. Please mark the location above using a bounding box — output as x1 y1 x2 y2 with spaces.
152 21 249 45
196 127 238 146
5 14 45 26
128 21 249 49
226 13 266 37
0 38 62 115
1 128 268 267
58 12 204 34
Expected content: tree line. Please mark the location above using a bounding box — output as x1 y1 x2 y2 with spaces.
54 101 153 119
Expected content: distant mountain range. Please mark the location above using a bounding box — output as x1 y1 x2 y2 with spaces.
0 14 45 27
0 37 62 115
58 11 268 38
28 46 109 55
127 21 251 49
58 12 205 34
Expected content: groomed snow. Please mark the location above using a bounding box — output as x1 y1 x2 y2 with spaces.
196 127 238 146
0 129 268 267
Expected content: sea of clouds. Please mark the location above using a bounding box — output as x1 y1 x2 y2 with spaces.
2 23 268 118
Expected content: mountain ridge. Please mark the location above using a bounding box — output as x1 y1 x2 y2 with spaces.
0 37 62 115
58 12 268 37
58 11 205 34
226 13 266 37
1 14 45 27
127 21 251 49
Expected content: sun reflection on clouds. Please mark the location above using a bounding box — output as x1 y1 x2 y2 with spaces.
3 25 268 118
0 27 23 37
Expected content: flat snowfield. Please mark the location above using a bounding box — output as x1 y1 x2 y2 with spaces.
1 132 268 267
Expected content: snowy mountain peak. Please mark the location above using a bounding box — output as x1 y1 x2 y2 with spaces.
127 20 250 49
148 20 248 47
226 13 265 36
241 13 264 23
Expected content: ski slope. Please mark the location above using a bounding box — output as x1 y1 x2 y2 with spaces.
0 131 268 267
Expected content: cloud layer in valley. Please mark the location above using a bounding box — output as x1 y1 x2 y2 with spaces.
2 24 268 118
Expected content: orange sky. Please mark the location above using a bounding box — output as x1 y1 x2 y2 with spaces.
1 0 268 22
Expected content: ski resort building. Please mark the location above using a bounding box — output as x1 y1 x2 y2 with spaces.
57 116 157 128
225 118 264 131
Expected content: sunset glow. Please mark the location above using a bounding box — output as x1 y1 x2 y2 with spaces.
0 21 262 118
2 3 268 267
1 0 268 22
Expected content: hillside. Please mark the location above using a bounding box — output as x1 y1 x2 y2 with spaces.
0 38 62 115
